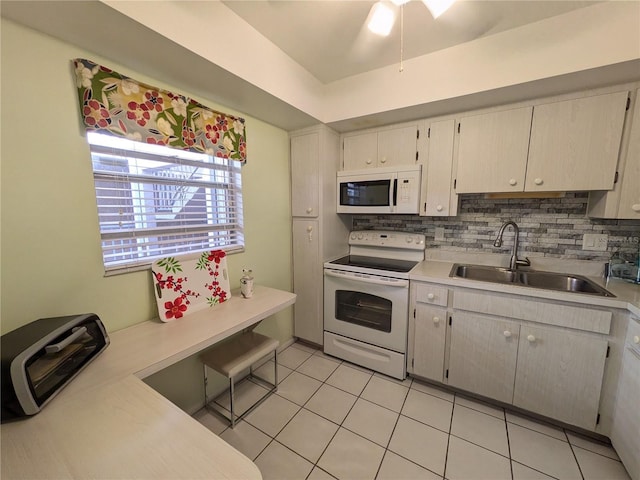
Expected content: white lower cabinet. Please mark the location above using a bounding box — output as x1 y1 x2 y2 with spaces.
409 282 450 382
412 304 448 382
409 283 614 432
513 324 608 430
448 311 519 404
292 220 321 344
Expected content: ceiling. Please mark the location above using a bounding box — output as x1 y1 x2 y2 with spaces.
1 1 638 132
222 0 600 84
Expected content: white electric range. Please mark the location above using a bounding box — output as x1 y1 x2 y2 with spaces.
323 231 425 379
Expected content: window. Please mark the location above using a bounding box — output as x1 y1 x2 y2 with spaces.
87 132 243 274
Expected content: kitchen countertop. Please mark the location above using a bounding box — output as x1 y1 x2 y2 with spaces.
410 259 640 317
1 285 296 480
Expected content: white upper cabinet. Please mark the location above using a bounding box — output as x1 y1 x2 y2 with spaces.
455 107 533 193
343 125 418 170
617 93 640 218
455 90 630 194
421 119 458 216
526 91 628 191
289 125 350 346
291 132 320 217
343 131 377 170
588 89 640 219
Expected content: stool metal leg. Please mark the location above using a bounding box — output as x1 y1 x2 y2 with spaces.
229 377 235 429
274 350 278 389
203 364 209 408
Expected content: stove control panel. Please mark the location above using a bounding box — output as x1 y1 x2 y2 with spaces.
349 231 425 249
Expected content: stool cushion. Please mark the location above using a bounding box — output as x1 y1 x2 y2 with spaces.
200 332 279 378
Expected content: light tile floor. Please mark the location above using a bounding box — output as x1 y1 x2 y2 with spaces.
193 342 631 480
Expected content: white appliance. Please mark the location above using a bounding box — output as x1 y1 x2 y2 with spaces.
323 230 425 379
611 316 640 480
337 165 421 214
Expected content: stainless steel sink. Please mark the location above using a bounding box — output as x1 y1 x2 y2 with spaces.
450 264 615 297
451 264 518 285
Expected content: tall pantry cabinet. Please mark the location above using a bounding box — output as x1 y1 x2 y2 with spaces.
290 125 350 345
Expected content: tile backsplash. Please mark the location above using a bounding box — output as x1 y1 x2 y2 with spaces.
352 193 640 262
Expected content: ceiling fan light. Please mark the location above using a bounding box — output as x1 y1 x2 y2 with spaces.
422 0 456 18
367 2 395 36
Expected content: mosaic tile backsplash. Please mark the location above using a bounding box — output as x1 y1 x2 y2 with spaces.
352 193 640 262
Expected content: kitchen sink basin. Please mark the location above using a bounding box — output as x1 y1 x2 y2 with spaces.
450 264 615 297
451 264 517 284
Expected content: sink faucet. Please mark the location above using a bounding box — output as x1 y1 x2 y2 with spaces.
493 221 531 271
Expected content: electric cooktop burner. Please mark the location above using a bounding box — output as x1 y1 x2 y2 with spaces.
328 255 418 273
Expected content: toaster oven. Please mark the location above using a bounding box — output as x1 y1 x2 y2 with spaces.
1 313 109 422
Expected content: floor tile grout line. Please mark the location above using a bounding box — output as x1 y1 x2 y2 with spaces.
242 346 513 475
504 405 515 480
441 395 458 480
203 342 628 480
571 443 625 462
372 378 412 480
300 356 376 480
506 418 571 443
453 396 505 420
314 355 415 479
259 437 318 474
564 428 587 480
305 465 338 480
252 360 339 474
510 459 562 480
447 431 513 461
292 343 620 468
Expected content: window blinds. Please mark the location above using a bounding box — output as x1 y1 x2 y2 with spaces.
87 132 244 274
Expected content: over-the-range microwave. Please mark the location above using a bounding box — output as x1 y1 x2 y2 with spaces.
337 165 421 214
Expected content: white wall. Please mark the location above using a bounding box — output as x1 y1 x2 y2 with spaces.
101 1 640 124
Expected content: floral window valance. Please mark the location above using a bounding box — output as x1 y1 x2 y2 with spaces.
73 58 246 164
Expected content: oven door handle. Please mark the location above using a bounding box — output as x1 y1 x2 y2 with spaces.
324 269 409 288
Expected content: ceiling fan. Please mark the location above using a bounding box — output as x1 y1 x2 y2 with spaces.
368 0 456 36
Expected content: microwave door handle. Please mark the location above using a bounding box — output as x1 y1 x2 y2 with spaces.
392 178 398 206
44 326 88 354
388 174 397 212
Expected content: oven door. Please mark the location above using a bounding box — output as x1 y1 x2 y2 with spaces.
323 268 409 352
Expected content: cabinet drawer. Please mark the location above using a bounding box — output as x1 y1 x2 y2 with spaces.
415 283 449 307
627 315 640 343
453 289 611 334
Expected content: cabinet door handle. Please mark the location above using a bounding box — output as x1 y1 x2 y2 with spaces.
380 157 387 164
632 204 640 212
427 293 435 300
503 330 512 338
433 316 440 325
527 334 536 343
436 205 443 212
509 178 518 186
306 207 313 214
534 178 544 186
366 159 373 165
633 335 640 345
307 225 313 241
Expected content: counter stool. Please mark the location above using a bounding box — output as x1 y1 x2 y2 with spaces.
200 331 279 428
